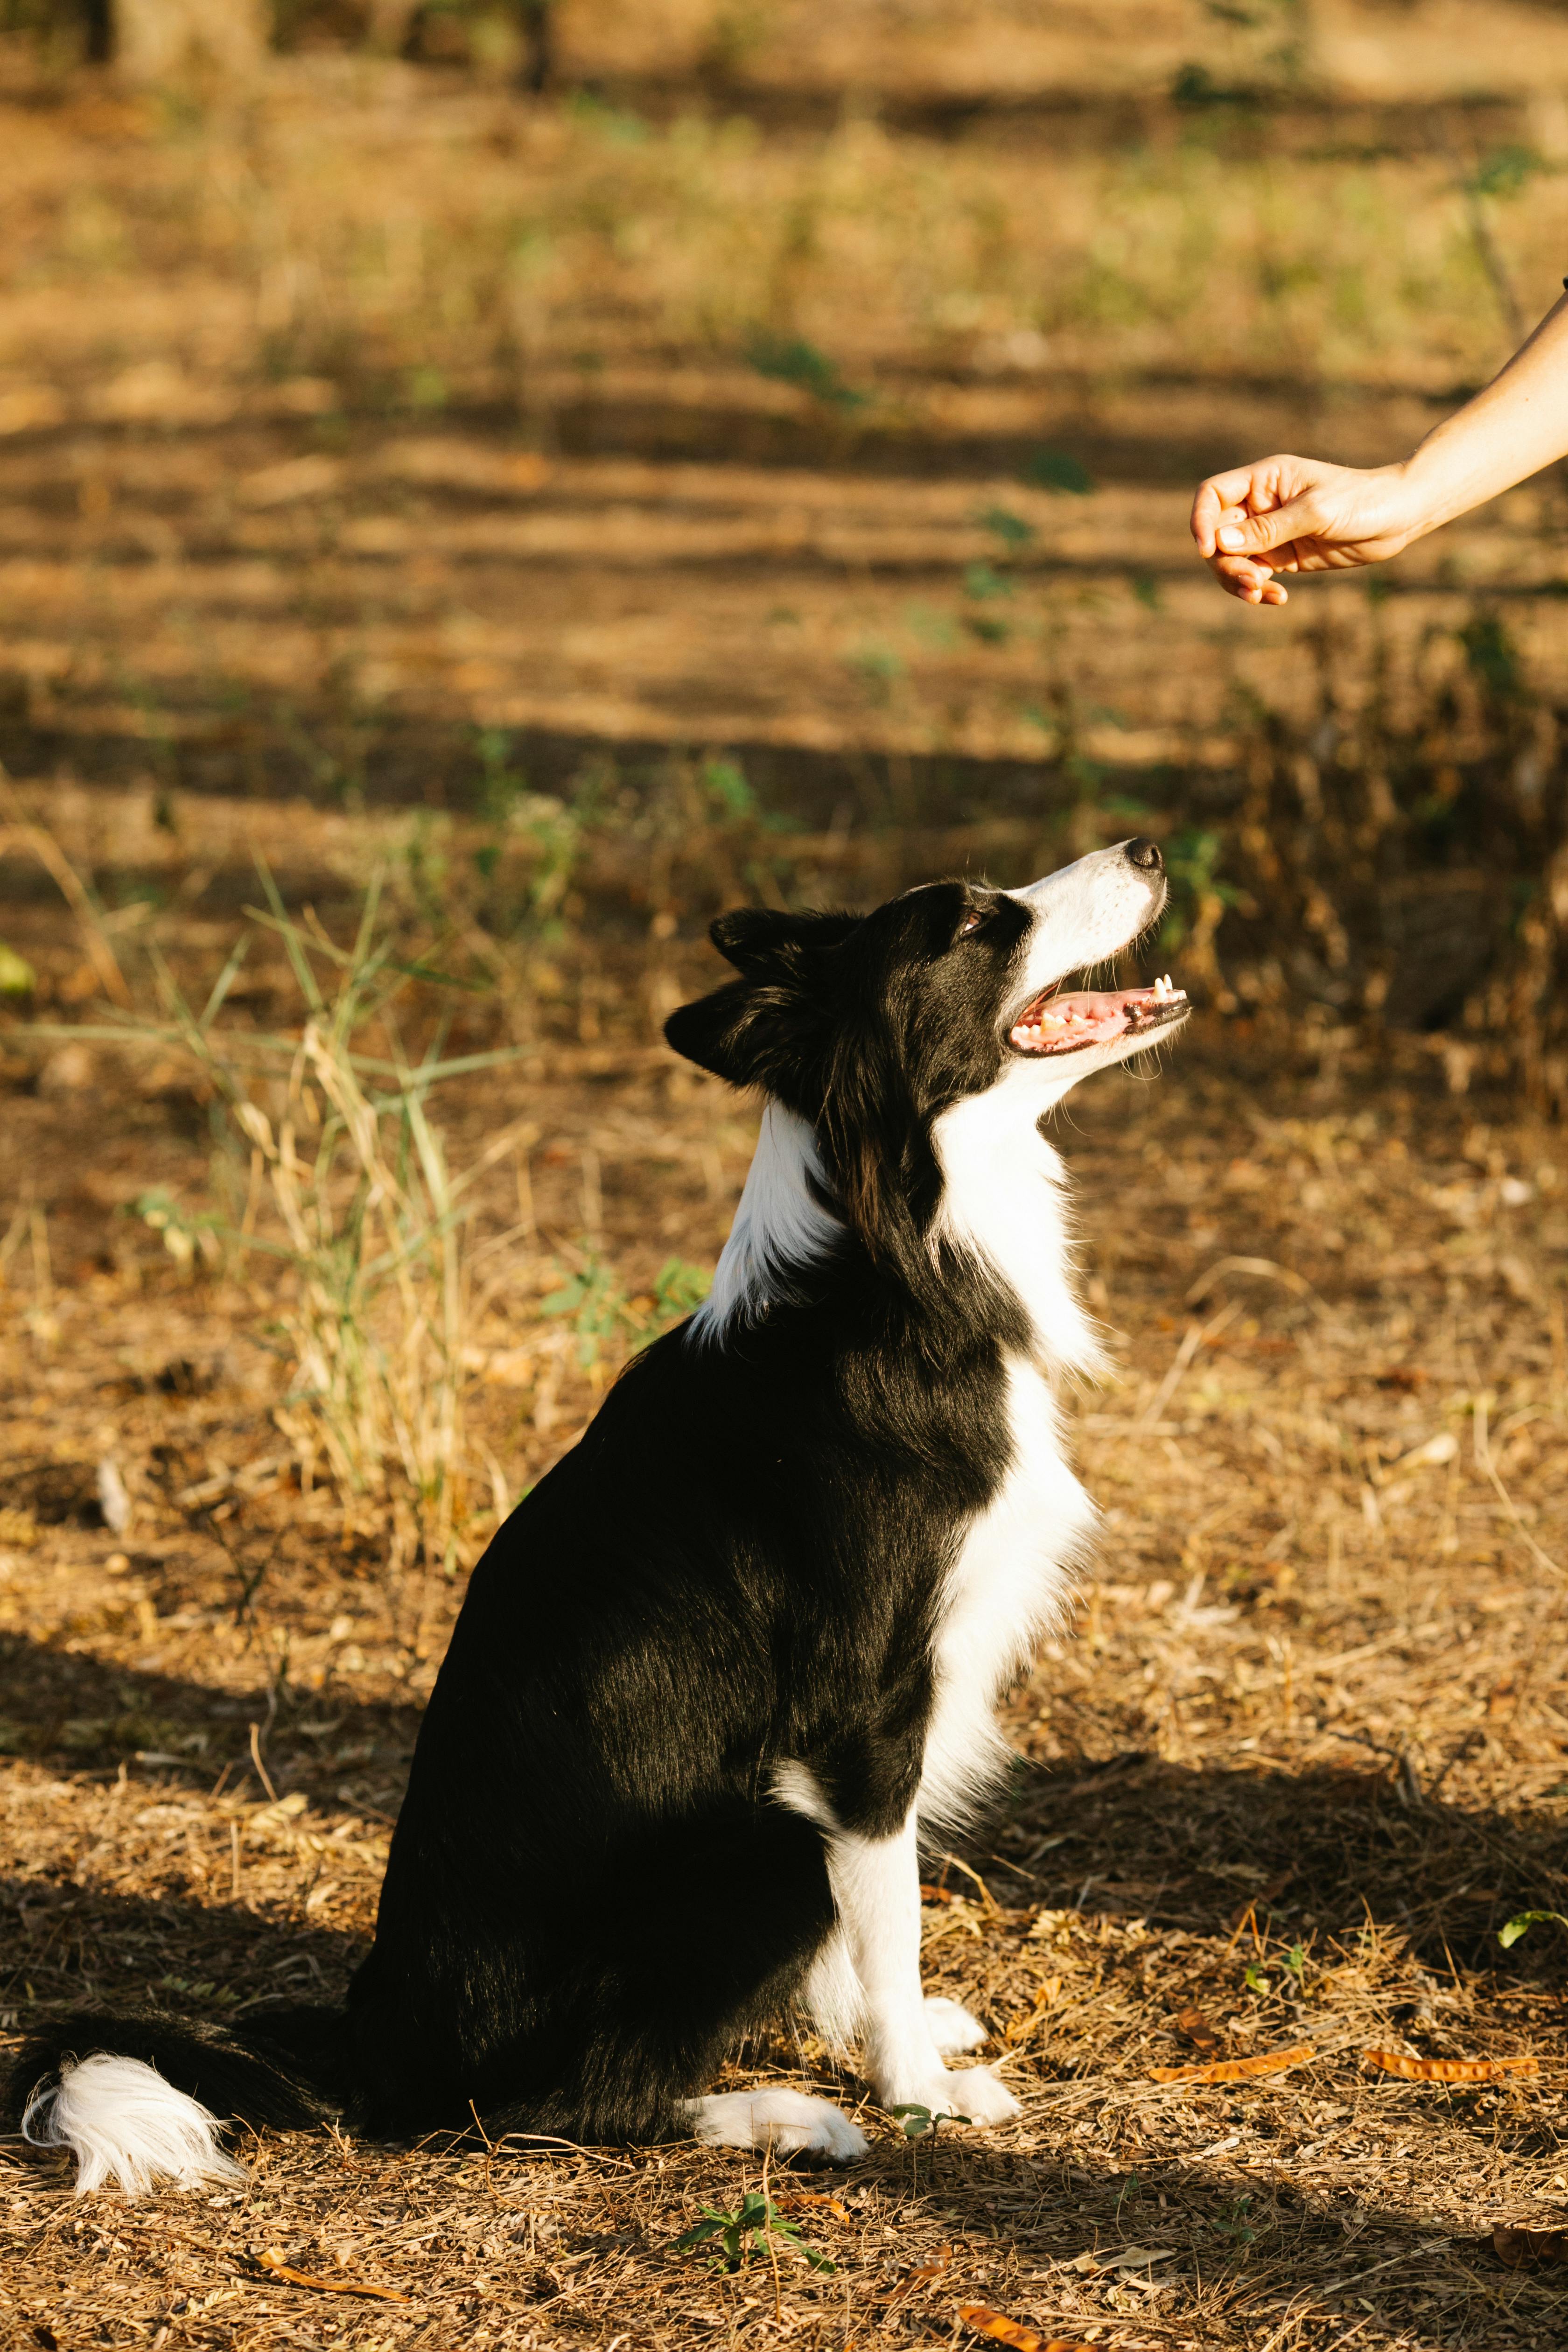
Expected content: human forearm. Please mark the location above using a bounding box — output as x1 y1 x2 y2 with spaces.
1190 290 1568 605
1395 291 1568 538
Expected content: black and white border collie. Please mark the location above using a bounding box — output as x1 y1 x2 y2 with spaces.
16 840 1187 2191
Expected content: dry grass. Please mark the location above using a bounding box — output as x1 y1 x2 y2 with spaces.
3 800 1568 2349
6 39 1568 1106
4 45 1565 406
4 18 1568 2348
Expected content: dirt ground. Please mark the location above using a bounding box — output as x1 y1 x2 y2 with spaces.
3 790 1568 2351
3 17 1568 2351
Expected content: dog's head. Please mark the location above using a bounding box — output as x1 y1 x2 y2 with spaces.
665 840 1188 1258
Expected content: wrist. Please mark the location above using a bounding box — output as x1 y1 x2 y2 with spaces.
1395 426 1502 542
1379 456 1443 547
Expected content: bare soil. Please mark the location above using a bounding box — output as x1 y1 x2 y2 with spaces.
3 809 1568 2349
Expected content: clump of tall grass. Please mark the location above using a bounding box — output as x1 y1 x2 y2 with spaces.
55 867 528 1571
1199 595 1568 1109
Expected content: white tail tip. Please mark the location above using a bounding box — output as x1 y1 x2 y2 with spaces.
23 2053 247 2197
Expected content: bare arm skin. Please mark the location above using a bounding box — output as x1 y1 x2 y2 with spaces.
1190 292 1568 605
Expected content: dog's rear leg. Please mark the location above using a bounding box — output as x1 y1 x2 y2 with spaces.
828 1813 1019 2126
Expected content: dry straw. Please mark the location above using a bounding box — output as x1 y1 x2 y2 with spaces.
29 856 528 1572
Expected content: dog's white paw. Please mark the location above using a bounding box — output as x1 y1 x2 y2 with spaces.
889 2066 1020 2129
935 2066 1020 2127
923 1995 988 2057
685 2087 868 2163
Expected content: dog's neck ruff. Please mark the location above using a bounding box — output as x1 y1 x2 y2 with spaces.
691 1101 841 1341
694 1077 1106 1379
930 1065 1106 1384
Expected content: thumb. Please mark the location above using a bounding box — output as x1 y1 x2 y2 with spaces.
1214 497 1316 557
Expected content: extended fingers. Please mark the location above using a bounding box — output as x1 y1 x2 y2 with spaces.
1211 553 1289 606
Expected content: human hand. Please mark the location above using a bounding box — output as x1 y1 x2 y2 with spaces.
1189 454 1424 606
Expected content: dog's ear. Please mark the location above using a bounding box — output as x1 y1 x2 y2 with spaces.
663 977 773 1085
664 908 861 1089
708 906 803 973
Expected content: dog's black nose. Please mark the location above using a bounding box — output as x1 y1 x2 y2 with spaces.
1124 837 1163 873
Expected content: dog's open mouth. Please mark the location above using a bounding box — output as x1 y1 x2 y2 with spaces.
1008 972 1189 1057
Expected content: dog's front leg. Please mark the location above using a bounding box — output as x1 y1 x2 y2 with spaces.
829 1813 1019 2126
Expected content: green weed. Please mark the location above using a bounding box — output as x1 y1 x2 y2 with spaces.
1499 1910 1568 1949
673 2191 834 2273
743 331 867 410
542 1253 710 1370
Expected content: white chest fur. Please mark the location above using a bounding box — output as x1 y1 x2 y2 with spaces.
917 1073 1104 1831
917 1355 1095 1831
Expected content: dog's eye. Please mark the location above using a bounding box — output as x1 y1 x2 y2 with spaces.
957 910 983 938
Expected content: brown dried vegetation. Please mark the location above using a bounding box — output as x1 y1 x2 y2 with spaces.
3 11 1568 2350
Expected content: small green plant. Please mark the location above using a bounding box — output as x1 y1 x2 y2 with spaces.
1467 145 1543 204
127 1187 221 1274
1459 610 1523 704
962 560 1015 644
1211 2193 1258 2247
1160 825 1241 950
156 1974 240 2005
541 1253 710 1368
541 1255 636 1369
701 756 756 819
652 1258 711 1320
475 727 526 825
35 865 525 1570
1243 1961 1273 1996
1499 1910 1568 1950
963 561 1014 602
847 643 906 700
974 504 1035 549
743 331 867 411
673 2191 834 2272
887 2102 964 2141
0 939 35 994
1022 446 1094 496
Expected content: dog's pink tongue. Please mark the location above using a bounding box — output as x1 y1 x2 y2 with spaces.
1010 983 1176 1055
1011 991 1130 1052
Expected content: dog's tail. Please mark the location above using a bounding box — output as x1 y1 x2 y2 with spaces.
14 2007 350 2196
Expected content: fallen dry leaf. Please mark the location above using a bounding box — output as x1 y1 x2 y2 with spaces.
876 2245 951 2305
780 2191 852 2224
1149 2041 1315 2085
959 2306 1089 2352
1173 2003 1223 2055
1069 2244 1169 2275
1364 2049 1538 2082
257 2249 413 2304
1006 1979 1063 2040
1493 2226 1568 2268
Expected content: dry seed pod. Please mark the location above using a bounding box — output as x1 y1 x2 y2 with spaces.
1364 2049 1538 2082
1150 2041 1315 2085
1173 2003 1223 2055
959 2307 1090 2352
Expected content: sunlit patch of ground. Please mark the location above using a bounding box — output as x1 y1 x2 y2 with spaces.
3 846 1566 2347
